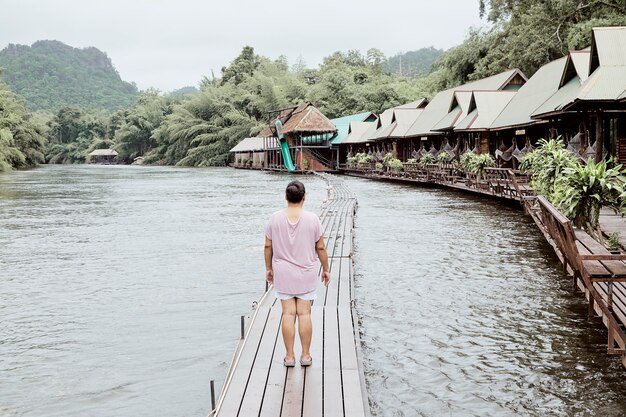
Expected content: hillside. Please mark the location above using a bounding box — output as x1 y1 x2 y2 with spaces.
0 40 138 112
388 47 444 78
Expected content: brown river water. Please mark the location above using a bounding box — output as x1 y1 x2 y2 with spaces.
1 166 625 417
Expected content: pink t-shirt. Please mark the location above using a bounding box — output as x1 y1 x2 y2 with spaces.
265 209 323 294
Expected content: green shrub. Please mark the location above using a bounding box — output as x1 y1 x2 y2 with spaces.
459 152 475 174
437 152 452 164
521 138 578 200
418 153 435 168
553 158 626 235
469 153 495 178
382 152 394 167
388 158 404 172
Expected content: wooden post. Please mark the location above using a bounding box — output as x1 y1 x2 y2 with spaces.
392 141 397 159
595 111 604 163
210 380 216 410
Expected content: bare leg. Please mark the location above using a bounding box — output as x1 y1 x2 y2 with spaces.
296 298 312 361
280 299 297 361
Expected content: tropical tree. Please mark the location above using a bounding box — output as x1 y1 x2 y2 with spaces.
0 76 46 171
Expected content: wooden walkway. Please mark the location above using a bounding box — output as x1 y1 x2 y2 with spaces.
212 174 368 417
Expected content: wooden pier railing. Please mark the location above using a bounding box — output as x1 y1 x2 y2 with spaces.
529 196 626 363
341 163 626 368
210 174 368 417
342 164 533 202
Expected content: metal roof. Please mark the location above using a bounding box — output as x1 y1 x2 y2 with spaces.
394 98 428 109
432 91 473 131
229 137 266 153
357 119 383 143
405 69 526 137
388 108 425 138
454 91 516 131
490 58 567 130
531 27 626 117
594 26 626 67
329 112 376 145
571 50 591 82
576 66 626 101
343 121 377 144
531 76 582 117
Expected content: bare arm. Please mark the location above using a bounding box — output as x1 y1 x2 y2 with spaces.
316 237 331 286
264 237 273 284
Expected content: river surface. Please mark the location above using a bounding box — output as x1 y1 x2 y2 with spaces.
1 166 625 417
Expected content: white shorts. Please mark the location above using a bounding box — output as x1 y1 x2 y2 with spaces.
275 289 317 301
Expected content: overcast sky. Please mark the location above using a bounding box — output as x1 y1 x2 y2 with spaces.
2 0 485 91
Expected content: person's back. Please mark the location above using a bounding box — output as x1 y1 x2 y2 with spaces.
264 180 330 367
265 209 321 295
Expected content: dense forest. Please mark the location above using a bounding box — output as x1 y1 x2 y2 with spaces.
1 0 625 172
0 40 138 112
388 47 444 78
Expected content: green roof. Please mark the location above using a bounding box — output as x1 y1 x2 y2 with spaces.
330 112 376 145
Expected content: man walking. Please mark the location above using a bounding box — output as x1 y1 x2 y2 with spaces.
264 180 331 367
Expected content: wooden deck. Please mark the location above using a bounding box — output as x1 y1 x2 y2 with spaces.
212 174 368 417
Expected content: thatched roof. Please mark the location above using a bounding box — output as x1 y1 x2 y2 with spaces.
257 103 337 138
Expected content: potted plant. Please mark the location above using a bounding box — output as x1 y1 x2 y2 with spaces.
437 152 452 165
388 158 404 173
470 153 496 181
553 158 626 239
418 153 435 169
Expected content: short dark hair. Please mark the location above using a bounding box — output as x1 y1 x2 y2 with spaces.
286 180 305 203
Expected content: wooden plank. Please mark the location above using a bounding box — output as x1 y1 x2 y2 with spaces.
323 306 344 417
338 258 352 308
238 306 283 416
338 307 357 370
281 355 304 417
576 241 611 276
218 307 272 416
302 306 324 417
325 258 341 307
258 317 287 417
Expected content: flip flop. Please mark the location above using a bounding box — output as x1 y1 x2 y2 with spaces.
300 356 312 367
283 358 296 367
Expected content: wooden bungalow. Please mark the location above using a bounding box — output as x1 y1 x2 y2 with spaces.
453 90 517 157
348 100 428 161
89 149 118 164
230 137 267 168
329 111 377 165
487 54 576 165
401 69 527 160
530 27 626 164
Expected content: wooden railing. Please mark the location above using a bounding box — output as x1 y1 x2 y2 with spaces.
534 196 626 358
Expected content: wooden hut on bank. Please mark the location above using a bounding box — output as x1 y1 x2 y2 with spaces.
89 149 118 164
